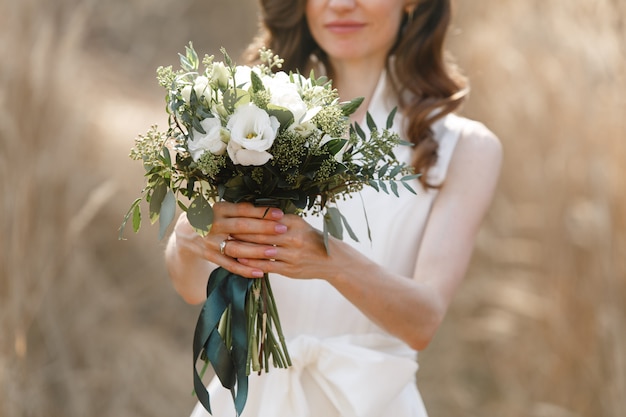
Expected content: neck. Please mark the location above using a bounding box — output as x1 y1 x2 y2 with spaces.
328 58 386 123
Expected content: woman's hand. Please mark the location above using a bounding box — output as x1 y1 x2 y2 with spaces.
165 202 289 303
231 213 337 281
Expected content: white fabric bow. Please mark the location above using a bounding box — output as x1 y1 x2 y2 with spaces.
254 334 418 417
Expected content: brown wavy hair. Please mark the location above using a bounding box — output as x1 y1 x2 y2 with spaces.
245 0 467 187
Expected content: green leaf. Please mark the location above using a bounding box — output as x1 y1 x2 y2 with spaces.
378 163 389 177
187 195 214 234
323 138 347 156
159 190 176 239
132 203 141 232
386 107 398 129
223 89 250 112
366 112 376 132
184 42 199 70
340 97 364 116
339 211 359 242
322 221 330 254
149 181 168 223
378 180 388 194
390 180 399 197
220 47 234 68
266 105 294 127
324 207 343 240
388 164 403 178
250 71 265 93
401 181 418 195
118 197 142 239
354 122 366 141
161 146 172 167
401 173 422 181
368 179 380 192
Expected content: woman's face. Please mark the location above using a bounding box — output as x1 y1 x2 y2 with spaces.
305 0 410 65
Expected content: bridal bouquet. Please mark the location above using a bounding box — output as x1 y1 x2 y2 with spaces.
120 43 417 415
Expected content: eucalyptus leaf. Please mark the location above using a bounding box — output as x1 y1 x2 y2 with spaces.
162 146 172 167
389 164 403 178
401 181 417 195
118 197 143 239
322 220 330 254
378 163 389 177
188 195 214 234
324 207 343 240
266 105 294 128
339 211 359 242
401 173 422 181
378 180 388 194
132 203 141 232
340 97 364 117
366 112 376 132
354 122 366 141
386 107 398 129
149 181 168 223
159 190 177 239
390 180 399 197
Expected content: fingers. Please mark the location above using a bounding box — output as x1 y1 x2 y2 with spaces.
211 202 286 240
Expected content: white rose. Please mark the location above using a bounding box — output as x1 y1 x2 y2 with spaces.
263 72 308 122
226 104 279 166
210 62 229 89
181 76 210 103
187 117 228 161
181 85 193 103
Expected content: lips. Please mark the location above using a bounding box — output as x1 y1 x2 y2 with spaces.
324 20 366 34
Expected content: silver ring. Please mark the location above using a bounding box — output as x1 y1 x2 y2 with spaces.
219 239 229 255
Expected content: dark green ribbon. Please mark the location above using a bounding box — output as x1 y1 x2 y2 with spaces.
193 267 252 416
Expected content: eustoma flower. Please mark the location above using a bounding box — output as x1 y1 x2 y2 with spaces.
187 117 229 160
226 103 279 166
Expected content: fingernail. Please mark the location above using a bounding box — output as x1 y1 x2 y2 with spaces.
275 224 288 233
264 248 278 257
251 270 264 278
270 209 284 219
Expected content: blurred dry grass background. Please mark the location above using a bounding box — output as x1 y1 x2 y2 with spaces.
0 0 624 416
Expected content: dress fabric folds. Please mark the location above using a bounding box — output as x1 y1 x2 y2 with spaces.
190 72 471 417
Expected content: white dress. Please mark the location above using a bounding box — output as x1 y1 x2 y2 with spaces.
190 73 468 417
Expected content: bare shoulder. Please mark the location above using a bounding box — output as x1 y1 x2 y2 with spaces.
440 117 503 204
448 117 502 178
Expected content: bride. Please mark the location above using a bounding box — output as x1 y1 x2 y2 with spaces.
165 0 502 415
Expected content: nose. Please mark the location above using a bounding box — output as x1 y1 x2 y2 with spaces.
327 0 357 11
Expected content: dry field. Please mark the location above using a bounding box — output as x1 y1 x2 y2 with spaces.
0 0 624 416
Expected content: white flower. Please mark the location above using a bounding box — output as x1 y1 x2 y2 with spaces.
233 65 261 90
288 121 318 138
210 62 229 89
226 104 279 166
263 72 308 122
181 76 210 103
187 117 228 161
227 141 273 166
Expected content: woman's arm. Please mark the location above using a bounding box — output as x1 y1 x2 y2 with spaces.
233 122 502 350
